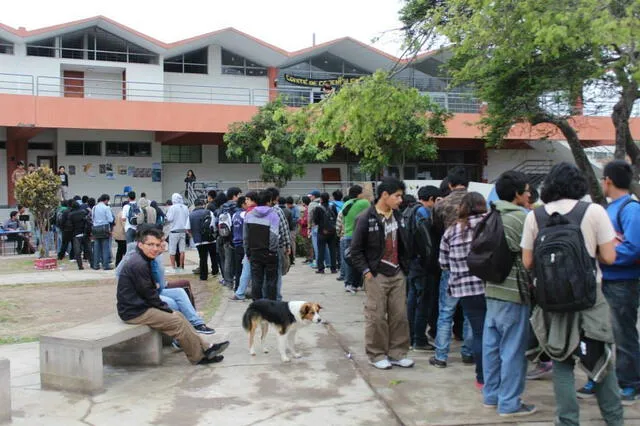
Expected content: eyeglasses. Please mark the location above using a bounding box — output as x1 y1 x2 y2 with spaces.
142 242 162 248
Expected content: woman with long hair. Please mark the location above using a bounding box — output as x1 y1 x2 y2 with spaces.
184 169 196 198
438 191 488 389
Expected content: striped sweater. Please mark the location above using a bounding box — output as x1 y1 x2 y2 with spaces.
485 200 530 305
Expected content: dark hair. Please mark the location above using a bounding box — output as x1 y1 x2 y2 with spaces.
245 191 258 202
16 204 23 210
237 196 246 209
214 193 227 207
447 166 469 188
186 169 195 178
227 187 242 199
332 190 343 201
603 160 633 190
28 163 35 167
400 194 417 211
58 165 64 170
320 192 330 204
285 196 294 204
9 210 17 218
376 177 406 200
73 195 81 201
194 198 205 207
81 195 89 203
265 186 280 199
88 198 96 208
278 197 286 206
348 185 363 199
256 190 272 206
301 195 311 206
98 194 110 202
66 199 76 208
458 192 487 226
529 187 539 205
439 177 451 197
496 171 529 201
17 161 24 166
418 185 440 202
540 162 588 203
207 190 217 199
136 224 164 242
165 199 173 206
128 191 136 200
140 192 147 198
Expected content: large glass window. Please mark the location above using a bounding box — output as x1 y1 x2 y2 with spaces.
161 145 202 163
27 37 55 57
106 141 152 157
66 141 101 156
0 38 14 55
164 48 208 74
221 48 267 76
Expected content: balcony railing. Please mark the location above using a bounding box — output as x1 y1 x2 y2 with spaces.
26 45 159 64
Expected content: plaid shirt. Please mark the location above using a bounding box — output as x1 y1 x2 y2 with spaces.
273 205 292 251
439 214 485 298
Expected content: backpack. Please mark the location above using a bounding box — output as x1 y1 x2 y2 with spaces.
55 208 66 228
232 210 245 239
127 202 142 226
200 211 216 243
320 204 337 235
532 202 597 313
467 203 514 283
403 204 435 269
218 210 232 238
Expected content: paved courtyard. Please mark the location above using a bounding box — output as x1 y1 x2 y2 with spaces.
0 251 639 425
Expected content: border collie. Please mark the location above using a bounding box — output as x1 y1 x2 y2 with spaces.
242 300 323 362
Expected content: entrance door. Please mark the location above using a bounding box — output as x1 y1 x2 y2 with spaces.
63 71 84 98
37 156 56 171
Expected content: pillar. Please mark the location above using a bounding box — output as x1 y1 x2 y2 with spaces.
267 67 279 101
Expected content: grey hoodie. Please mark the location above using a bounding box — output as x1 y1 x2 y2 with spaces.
166 193 190 232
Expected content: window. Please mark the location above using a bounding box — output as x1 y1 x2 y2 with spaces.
164 48 208 74
106 141 152 157
66 141 101 156
27 37 56 57
161 145 202 163
0 38 13 55
218 144 259 163
28 142 54 150
221 48 267 76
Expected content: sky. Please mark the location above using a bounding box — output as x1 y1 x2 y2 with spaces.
2 0 409 56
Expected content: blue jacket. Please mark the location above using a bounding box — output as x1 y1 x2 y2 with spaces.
601 195 640 280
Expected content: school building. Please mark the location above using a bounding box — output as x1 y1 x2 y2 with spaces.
1 15 639 206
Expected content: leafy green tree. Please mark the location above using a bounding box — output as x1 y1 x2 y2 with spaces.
303 71 450 179
224 99 318 187
14 167 61 257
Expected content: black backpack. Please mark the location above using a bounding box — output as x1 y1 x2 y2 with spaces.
532 202 597 313
467 203 514 283
402 204 434 268
200 211 216 242
127 202 142 226
321 204 337 235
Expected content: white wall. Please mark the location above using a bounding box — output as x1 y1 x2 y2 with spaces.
84 71 123 100
56 129 162 202
485 148 554 182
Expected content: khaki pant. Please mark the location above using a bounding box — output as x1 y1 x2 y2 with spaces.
126 308 209 364
364 271 410 362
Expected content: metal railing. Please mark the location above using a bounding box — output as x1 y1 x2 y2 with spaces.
0 73 34 95
26 45 159 64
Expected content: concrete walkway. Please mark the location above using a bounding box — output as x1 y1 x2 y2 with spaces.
0 255 639 425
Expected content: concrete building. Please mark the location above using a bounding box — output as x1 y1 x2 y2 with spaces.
0 16 638 206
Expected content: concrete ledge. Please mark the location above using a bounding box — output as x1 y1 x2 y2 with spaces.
39 314 162 394
0 358 10 423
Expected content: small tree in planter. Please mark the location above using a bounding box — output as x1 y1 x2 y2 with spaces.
14 166 61 266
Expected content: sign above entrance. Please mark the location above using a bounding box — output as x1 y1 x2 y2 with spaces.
283 74 363 87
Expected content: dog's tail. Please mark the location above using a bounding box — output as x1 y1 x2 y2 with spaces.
242 304 257 331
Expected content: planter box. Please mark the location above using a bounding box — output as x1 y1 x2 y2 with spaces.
34 258 57 270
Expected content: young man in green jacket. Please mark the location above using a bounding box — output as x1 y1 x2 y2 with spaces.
482 171 537 417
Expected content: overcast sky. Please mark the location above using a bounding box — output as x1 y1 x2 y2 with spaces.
3 0 408 56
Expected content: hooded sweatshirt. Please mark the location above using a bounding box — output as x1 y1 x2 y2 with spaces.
166 193 190 232
243 206 280 256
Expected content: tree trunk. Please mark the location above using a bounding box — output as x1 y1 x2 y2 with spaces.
399 151 406 180
612 78 640 196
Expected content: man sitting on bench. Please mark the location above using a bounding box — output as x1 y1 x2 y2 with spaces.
116 226 229 365
2 210 29 254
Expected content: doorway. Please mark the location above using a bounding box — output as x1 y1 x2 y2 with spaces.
37 156 56 171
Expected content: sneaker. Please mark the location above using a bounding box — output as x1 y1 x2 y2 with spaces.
389 358 415 368
315 270 325 274
499 403 537 417
198 355 224 365
412 343 436 352
483 403 497 409
527 361 553 380
621 387 639 405
229 294 245 301
204 341 230 359
429 356 447 368
345 285 356 294
171 339 182 351
369 358 392 370
192 267 200 274
309 262 317 269
462 354 475 365
336 277 344 281
194 324 215 335
330 269 338 274
577 380 596 399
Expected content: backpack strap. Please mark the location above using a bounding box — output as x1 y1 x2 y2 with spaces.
616 197 638 233
564 201 590 226
533 205 550 230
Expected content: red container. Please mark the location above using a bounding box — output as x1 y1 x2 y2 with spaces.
34 258 57 270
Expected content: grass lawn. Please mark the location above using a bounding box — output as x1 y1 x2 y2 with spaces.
0 258 39 275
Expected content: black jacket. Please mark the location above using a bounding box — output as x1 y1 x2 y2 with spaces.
116 248 172 321
68 208 89 236
350 206 410 277
313 202 337 235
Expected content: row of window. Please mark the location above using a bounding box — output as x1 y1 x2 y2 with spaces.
65 141 152 157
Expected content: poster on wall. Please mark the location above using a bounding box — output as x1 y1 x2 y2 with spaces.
68 165 76 175
105 163 113 173
83 163 97 178
99 164 106 174
106 171 115 180
127 166 135 177
151 162 162 182
118 165 127 176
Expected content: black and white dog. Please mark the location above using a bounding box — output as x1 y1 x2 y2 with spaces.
242 300 323 362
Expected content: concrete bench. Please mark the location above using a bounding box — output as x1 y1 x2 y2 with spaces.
40 314 162 394
0 358 10 422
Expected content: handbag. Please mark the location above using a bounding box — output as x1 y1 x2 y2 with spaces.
91 224 111 239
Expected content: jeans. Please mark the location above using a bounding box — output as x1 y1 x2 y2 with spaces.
311 226 330 265
406 272 432 347
234 245 244 290
552 358 623 426
434 270 473 361
235 255 251 299
338 237 347 279
342 237 355 287
92 237 112 269
125 228 136 244
317 233 337 271
602 279 640 390
196 243 215 280
72 235 88 269
276 249 283 301
460 294 487 383
159 288 203 327
482 299 530 413
58 232 73 259
250 250 278 300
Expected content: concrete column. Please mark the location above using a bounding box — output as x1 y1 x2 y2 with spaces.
5 137 28 206
40 343 104 394
267 67 279 101
0 358 10 422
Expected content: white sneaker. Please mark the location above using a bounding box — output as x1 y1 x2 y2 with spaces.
389 358 415 368
369 358 392 370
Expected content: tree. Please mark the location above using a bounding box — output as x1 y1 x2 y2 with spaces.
400 0 640 203
14 167 61 257
224 99 318 187
303 71 450 179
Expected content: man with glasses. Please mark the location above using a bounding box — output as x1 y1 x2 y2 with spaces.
116 226 229 365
